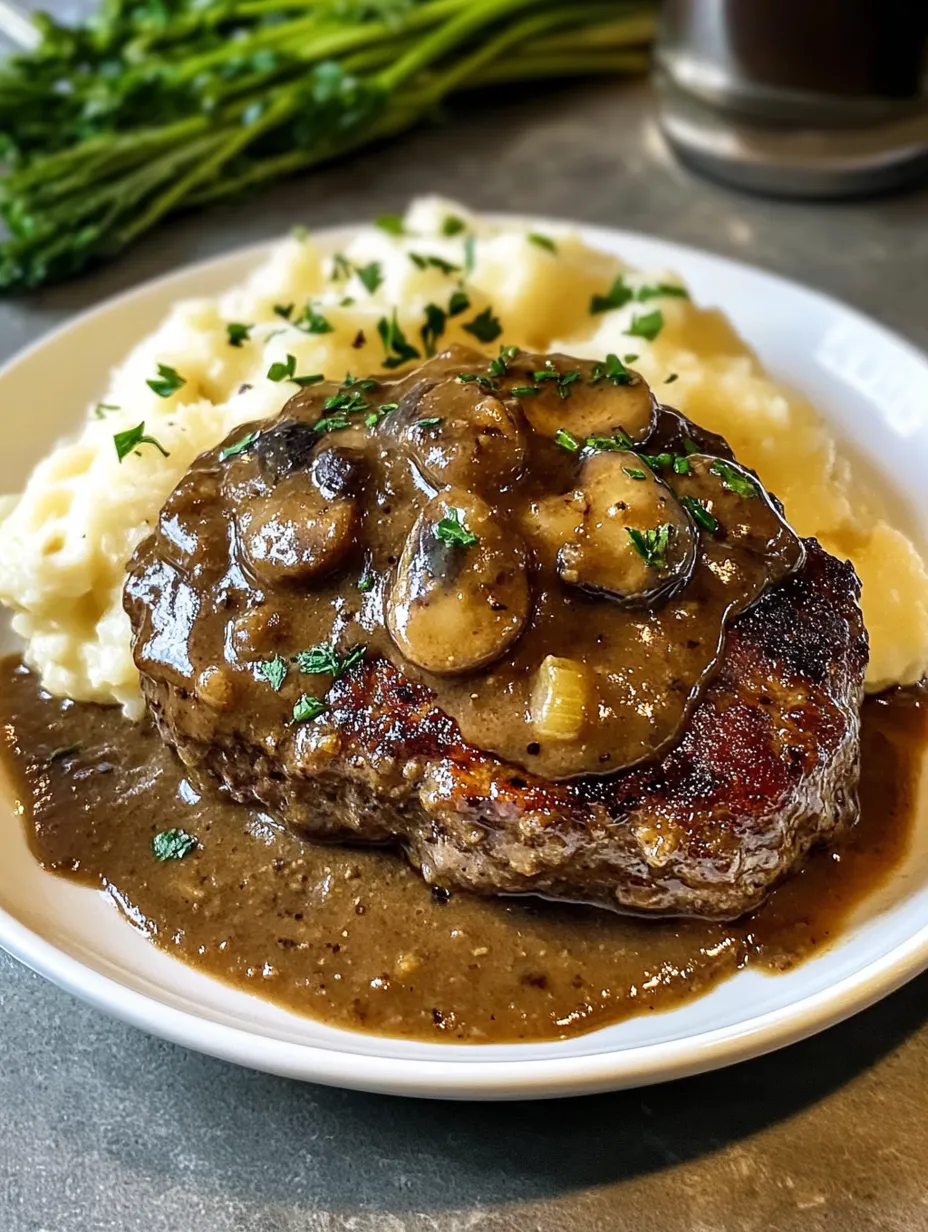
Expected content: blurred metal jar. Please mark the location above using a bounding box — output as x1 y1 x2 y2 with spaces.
655 0 928 197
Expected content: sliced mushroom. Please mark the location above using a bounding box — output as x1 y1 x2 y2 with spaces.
670 453 805 574
537 450 696 606
386 488 530 674
511 352 654 446
236 450 362 585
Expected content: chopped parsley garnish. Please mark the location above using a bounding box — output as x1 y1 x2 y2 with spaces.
295 305 333 335
365 401 397 427
489 344 520 377
218 431 258 461
457 372 496 392
409 252 460 275
313 414 351 434
146 363 185 398
710 459 757 497
323 389 368 414
448 287 470 317
681 495 720 533
442 214 466 236
623 466 647 480
273 303 294 320
672 455 691 475
627 523 672 569
624 353 639 363
586 431 634 451
435 508 478 548
226 322 253 347
267 354 296 382
638 451 674 471
356 261 383 294
625 309 664 341
113 422 170 462
463 234 476 277
295 643 365 677
256 655 288 691
417 416 443 428
665 373 679 384
590 274 633 315
152 828 197 861
377 309 420 369
331 253 352 281
292 372 325 387
357 566 376 592
553 428 580 453
376 212 405 236
528 233 557 254
534 362 581 399
421 302 447 356
463 306 502 344
682 437 700 455
511 385 539 397
47 742 81 762
94 403 119 418
590 353 633 386
637 282 689 302
292 694 328 724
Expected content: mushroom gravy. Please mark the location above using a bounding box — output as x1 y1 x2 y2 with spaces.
125 345 804 781
3 658 922 1044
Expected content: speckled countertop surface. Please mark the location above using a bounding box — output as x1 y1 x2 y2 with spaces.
2 63 928 1232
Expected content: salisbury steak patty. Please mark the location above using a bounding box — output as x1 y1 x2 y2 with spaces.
124 346 867 919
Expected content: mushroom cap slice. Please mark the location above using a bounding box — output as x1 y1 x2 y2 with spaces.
535 450 697 606
386 489 531 675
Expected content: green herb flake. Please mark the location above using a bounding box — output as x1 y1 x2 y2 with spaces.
665 373 679 384
152 828 197 861
457 372 496 392
331 253 352 281
114 422 170 462
417 416 443 429
553 428 580 453
256 655 288 691
377 309 420 369
710 459 757 498
292 372 325 387
511 385 539 397
376 213 405 236
590 274 633 315
627 523 672 569
410 252 460 275
273 303 294 321
295 305 334 335
448 288 470 317
463 235 476 277
357 568 376 592
681 495 720 534
292 694 328 724
295 643 366 678
624 353 639 363
146 363 185 399
267 354 296 382
683 437 700 455
489 345 519 377
623 466 647 480
672 455 691 475
585 431 634 452
528 233 557 254
435 509 478 548
356 261 383 294
226 322 253 348
47 742 81 763
625 309 664 342
442 215 466 237
94 403 119 418
637 282 689 302
462 306 502 344
218 431 258 462
590 353 632 386
421 302 447 356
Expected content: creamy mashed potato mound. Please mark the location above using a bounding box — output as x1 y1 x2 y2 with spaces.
0 196 925 715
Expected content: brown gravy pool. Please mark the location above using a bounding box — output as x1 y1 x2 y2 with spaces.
1 656 924 1043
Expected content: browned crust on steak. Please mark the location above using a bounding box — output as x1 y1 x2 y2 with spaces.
139 539 867 919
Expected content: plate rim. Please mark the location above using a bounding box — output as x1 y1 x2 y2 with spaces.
2 214 928 1100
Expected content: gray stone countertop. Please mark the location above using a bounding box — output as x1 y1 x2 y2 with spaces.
2 69 928 1232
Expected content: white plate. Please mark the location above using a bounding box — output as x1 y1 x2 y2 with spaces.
1 219 928 1101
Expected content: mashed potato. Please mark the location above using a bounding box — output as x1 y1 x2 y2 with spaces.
0 196 925 715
